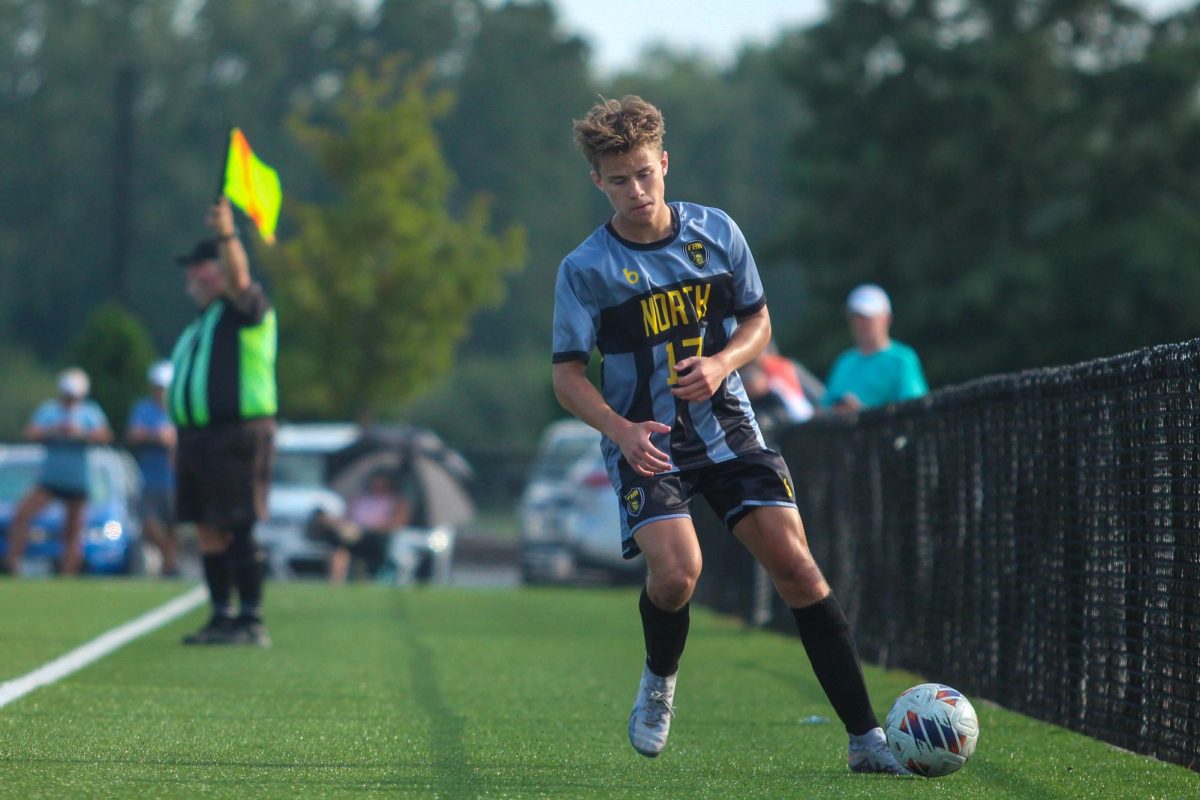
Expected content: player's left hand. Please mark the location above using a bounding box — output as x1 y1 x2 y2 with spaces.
670 356 727 403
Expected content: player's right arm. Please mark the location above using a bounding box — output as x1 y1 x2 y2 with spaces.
552 360 672 477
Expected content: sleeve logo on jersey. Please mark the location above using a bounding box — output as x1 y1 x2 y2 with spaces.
623 486 646 517
684 240 708 269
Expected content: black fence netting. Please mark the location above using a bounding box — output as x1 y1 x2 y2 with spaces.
692 340 1200 771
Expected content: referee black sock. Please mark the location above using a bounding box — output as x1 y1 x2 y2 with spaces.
640 588 690 678
232 553 264 622
202 553 233 618
791 594 879 736
229 530 265 622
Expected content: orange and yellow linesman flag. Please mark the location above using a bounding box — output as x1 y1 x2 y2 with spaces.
222 127 282 244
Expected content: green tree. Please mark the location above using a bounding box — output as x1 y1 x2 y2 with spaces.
265 59 525 421
778 0 1200 385
0 344 55 439
438 0 597 355
64 303 158 436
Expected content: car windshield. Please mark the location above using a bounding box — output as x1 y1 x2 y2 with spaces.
531 435 597 482
273 451 326 487
88 459 114 504
0 461 39 503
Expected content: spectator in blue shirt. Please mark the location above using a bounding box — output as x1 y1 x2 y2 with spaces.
127 361 179 577
3 368 113 575
821 284 928 415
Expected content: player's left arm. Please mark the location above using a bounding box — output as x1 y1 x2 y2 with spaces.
671 305 772 403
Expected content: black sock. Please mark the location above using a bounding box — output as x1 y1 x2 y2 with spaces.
202 553 233 617
640 587 690 677
232 550 265 622
791 594 879 736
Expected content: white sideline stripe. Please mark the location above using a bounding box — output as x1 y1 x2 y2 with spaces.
0 585 208 709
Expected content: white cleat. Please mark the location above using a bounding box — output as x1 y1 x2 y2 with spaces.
628 663 677 758
848 727 912 775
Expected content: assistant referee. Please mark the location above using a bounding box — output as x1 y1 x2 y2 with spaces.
170 197 277 647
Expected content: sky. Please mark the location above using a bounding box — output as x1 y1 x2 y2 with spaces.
550 0 1198 76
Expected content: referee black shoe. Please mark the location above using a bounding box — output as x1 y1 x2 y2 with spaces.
181 614 237 645
230 615 272 647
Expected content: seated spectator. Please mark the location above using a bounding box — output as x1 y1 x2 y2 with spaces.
821 284 928 415
740 357 795 446
759 341 816 422
313 471 411 585
3 368 113 575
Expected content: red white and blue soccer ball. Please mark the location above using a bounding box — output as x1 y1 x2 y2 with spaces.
884 683 980 777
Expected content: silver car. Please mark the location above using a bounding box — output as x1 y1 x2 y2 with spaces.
519 420 642 584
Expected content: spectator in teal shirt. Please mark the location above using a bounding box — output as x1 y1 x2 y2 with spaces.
821 284 928 415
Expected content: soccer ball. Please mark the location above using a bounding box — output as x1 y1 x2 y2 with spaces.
884 683 979 777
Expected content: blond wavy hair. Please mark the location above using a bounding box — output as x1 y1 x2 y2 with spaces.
572 95 665 170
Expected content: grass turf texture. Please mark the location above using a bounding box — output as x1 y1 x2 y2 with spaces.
0 581 1195 799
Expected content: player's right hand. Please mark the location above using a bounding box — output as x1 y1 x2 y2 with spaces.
613 419 672 476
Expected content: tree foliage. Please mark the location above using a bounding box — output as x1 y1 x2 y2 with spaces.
5 0 1200 450
64 302 158 436
779 0 1200 384
264 59 525 421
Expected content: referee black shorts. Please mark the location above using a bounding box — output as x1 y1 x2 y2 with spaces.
176 418 275 532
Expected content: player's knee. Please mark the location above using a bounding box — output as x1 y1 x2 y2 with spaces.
227 522 257 560
770 555 827 606
648 565 700 609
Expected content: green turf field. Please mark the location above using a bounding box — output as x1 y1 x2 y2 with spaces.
0 580 1195 799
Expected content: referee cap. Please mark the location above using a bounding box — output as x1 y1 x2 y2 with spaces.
175 238 220 266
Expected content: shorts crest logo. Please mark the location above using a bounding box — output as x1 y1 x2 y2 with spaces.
624 486 645 517
684 240 707 269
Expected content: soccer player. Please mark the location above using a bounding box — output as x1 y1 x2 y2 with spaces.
551 95 908 774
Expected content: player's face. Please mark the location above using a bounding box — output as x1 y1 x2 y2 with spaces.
591 145 670 240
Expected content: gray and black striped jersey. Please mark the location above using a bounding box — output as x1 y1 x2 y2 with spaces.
553 202 768 478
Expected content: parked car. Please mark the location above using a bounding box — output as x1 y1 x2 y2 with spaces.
258 423 474 584
558 448 643 584
518 419 596 583
519 420 642 584
256 423 361 578
0 443 143 575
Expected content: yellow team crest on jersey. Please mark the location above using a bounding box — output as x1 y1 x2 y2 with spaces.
623 267 640 285
624 486 645 517
685 240 708 269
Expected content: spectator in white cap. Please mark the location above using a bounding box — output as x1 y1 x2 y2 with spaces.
820 284 928 415
3 367 112 575
127 360 180 577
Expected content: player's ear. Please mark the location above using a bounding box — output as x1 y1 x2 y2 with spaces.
591 170 603 191
661 149 669 176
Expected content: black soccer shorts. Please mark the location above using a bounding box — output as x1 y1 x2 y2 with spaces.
615 448 797 559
